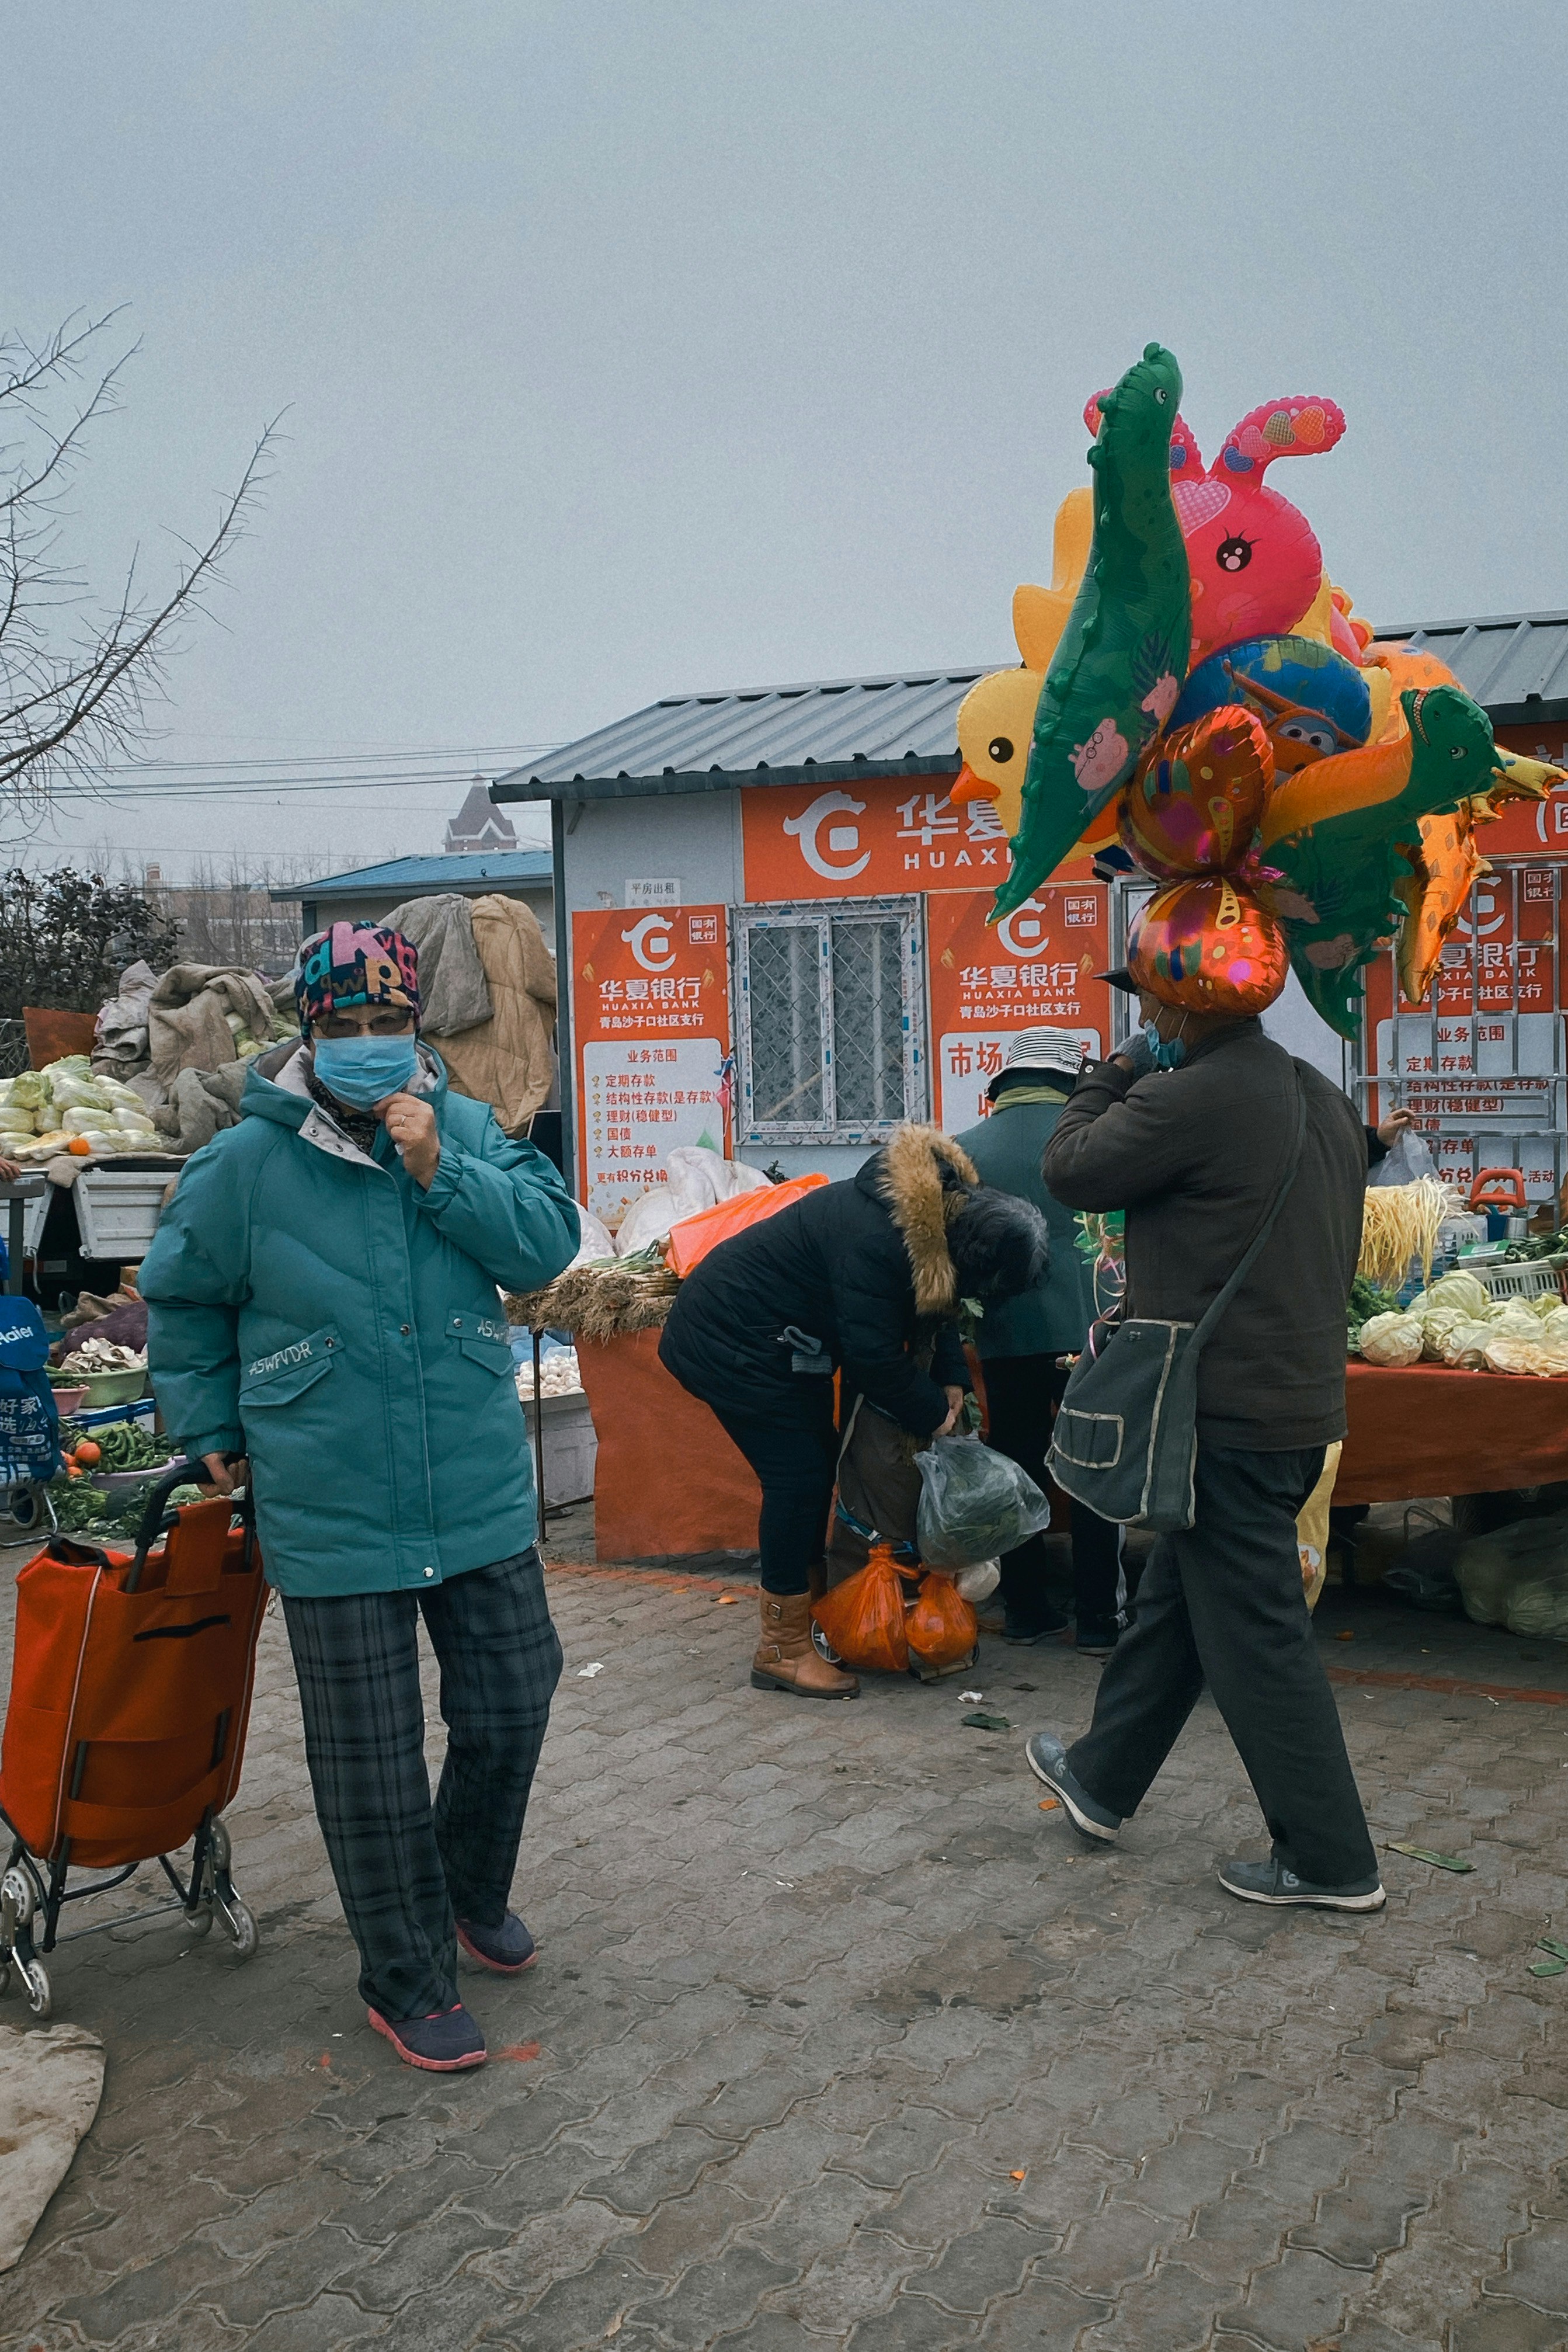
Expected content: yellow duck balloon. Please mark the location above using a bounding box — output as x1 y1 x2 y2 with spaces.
951 488 1092 841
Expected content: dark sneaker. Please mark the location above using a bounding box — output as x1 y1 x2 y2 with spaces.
1218 1856 1386 1913
456 1913 537 1974
368 2002 487 2070
1025 1732 1122 1843
1075 1616 1122 1657
1003 1608 1070 1645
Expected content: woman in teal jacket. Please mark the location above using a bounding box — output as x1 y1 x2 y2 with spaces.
142 922 578 2073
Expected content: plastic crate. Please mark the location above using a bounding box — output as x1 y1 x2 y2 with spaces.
71 1170 173 1262
1473 1259 1568 1304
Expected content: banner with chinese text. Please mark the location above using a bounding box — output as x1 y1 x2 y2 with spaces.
1361 858 1564 1198
741 774 1095 901
570 906 732 1228
926 886 1111 1130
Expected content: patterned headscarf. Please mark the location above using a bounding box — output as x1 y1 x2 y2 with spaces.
295 922 420 1033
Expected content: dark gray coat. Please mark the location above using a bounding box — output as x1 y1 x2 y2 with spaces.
1041 1022 1366 1449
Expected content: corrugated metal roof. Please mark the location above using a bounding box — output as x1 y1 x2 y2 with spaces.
269 849 552 904
1371 610 1568 724
493 613 1568 806
491 669 997 802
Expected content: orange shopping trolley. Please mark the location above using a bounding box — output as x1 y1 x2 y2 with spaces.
1 1459 267 2017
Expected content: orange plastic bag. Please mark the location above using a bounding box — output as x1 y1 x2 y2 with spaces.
665 1171 829 1277
811 1542 909 1673
907 1571 980 1673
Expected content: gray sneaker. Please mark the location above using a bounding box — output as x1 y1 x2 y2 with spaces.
1219 1855 1386 1912
1024 1732 1122 1844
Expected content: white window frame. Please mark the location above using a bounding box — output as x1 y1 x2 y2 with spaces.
733 897 927 1145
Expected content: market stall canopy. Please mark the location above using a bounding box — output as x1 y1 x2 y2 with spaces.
491 612 1568 808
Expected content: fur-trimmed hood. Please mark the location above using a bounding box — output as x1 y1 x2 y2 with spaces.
858 1124 979 1317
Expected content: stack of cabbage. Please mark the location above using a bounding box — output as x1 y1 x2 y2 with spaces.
0 1056 161 1159
1357 1270 1568 1378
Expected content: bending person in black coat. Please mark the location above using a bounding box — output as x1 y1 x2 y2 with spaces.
659 1125 1047 1698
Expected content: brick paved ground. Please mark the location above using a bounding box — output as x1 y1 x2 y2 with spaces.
4 1522 1568 2352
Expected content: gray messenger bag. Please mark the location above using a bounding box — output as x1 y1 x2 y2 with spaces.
1046 1077 1307 1533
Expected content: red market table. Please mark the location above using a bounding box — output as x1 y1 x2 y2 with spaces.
576 1330 760 1560
1334 1360 1568 1505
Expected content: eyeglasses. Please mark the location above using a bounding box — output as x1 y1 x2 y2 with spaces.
313 1010 415 1039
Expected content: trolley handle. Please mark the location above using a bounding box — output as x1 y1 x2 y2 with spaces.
125 1453 252 1593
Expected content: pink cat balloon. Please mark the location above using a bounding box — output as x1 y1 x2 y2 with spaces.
1173 397 1347 664
1082 389 1348 668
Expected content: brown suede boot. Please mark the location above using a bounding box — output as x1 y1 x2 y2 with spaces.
750 1593 860 1699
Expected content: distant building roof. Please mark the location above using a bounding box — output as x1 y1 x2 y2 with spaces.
269 849 553 906
1370 611 1568 725
492 612 1568 807
491 668 998 803
444 781 517 853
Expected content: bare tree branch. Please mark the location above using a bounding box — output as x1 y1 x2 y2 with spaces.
0 310 277 824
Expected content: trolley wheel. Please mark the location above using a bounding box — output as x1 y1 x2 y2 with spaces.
215 1895 258 1960
184 1903 214 1938
208 1819 232 1870
2 1863 37 1932
20 1957 50 2018
0 1957 12 1998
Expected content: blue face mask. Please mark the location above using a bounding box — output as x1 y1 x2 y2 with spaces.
1139 1016 1188 1072
311 1033 420 1108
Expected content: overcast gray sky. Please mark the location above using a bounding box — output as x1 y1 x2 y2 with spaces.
8 0 1566 878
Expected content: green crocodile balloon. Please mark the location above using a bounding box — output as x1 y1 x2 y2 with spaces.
993 342 1191 920
1266 683 1504 1037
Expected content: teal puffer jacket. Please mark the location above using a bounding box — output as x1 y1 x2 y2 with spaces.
141 1048 579 1597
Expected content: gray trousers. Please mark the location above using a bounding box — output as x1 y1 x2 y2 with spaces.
1067 1444 1377 1885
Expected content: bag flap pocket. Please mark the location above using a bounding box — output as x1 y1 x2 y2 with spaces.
1052 1410 1124 1471
241 1327 339 1406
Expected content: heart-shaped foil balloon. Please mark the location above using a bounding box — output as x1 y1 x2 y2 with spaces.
1119 704 1274 881
1127 874 1290 1015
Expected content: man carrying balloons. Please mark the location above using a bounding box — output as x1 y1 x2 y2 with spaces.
1020 921 1385 1910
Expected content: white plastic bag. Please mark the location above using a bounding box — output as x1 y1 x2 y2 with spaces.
1458 1512 1568 1638
954 1558 1000 1603
568 1203 618 1267
1369 1128 1439 1188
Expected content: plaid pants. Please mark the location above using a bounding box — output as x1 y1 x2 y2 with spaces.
281 1550 562 2020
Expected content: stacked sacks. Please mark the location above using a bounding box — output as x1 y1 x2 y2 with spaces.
1118 705 1289 1015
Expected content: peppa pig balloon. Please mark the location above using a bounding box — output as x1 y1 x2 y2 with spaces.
1173 397 1347 666
1127 876 1289 1016
1119 706 1274 881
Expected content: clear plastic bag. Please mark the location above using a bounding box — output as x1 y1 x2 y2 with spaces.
1368 1128 1439 1188
915 1433 1050 1570
1456 1511 1568 1638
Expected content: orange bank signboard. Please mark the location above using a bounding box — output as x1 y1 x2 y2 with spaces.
742 774 1017 899
570 906 731 1227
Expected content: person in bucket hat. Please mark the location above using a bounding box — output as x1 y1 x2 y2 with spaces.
143 920 580 2070
950 1029 1128 1653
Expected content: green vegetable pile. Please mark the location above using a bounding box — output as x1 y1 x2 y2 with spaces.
1347 1275 1399 1353
49 1474 205 1541
60 1418 171 1472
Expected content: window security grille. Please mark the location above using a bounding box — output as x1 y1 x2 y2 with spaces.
735 899 926 1143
